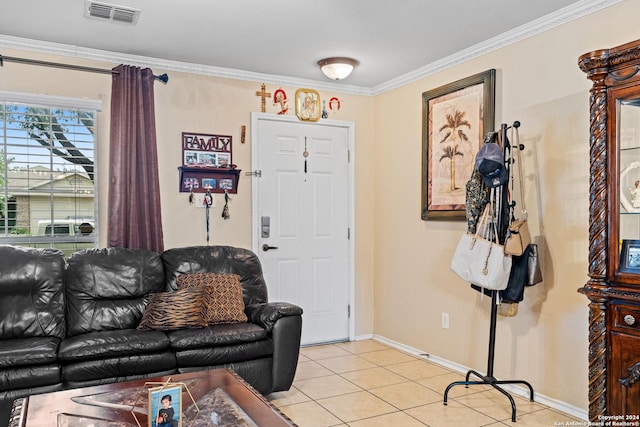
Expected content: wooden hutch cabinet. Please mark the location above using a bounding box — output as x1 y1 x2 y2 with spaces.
579 39 640 420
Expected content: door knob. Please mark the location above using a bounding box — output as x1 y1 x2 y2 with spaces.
262 244 279 252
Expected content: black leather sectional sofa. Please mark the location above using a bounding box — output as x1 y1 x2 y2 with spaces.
0 245 303 426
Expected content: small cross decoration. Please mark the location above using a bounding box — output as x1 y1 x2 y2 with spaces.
255 83 271 113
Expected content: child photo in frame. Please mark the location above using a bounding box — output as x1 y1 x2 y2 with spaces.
149 385 182 427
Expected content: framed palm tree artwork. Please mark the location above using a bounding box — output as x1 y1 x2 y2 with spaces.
421 69 495 220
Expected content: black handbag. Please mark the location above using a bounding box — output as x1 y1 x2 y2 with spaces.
501 243 542 303
526 243 542 286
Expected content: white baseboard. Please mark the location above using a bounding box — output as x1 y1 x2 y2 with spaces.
368 334 588 422
353 333 375 341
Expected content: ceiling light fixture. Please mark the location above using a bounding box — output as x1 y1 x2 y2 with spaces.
317 57 358 80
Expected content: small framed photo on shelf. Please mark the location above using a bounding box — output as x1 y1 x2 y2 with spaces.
620 239 640 273
295 88 321 122
149 385 182 427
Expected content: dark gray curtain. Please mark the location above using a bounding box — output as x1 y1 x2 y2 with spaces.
108 64 164 252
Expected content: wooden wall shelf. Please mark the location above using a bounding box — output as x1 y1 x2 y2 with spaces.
178 167 240 194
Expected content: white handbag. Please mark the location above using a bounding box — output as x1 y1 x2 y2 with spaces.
450 207 512 291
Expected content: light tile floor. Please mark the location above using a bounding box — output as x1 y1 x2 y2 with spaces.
267 340 584 427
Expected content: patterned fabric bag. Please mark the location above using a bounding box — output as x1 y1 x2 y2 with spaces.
465 132 496 234
466 171 490 234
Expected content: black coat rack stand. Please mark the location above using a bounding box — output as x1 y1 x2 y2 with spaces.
443 291 534 422
443 122 535 422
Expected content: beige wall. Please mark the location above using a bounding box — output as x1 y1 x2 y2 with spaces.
0 47 376 338
1 0 639 414
371 0 640 413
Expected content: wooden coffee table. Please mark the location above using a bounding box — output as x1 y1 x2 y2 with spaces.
9 369 296 426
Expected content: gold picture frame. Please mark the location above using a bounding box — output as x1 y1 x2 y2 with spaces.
295 88 321 122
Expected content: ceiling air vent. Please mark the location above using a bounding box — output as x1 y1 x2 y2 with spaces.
85 1 140 25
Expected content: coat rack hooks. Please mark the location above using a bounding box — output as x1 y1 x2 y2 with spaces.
506 121 525 150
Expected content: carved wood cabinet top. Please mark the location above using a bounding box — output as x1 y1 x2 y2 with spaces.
579 39 640 76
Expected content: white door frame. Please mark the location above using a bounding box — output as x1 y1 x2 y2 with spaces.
250 112 355 342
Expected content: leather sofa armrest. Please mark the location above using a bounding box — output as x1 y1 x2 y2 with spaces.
245 302 303 332
246 302 303 392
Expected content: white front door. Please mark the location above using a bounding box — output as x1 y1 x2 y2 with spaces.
251 113 353 345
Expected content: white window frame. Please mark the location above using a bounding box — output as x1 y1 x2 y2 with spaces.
0 91 102 253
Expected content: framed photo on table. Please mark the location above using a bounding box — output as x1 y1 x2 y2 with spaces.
421 69 495 220
149 385 182 427
295 88 321 122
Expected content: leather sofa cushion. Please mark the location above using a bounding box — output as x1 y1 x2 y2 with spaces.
167 323 267 349
0 246 66 340
62 351 176 382
0 337 60 368
0 364 61 391
58 329 170 361
175 339 273 367
162 246 268 306
65 247 165 336
177 273 248 324
63 368 177 389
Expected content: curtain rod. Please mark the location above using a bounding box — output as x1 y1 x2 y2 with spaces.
0 55 169 83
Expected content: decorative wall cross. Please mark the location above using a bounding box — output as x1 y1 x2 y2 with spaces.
255 84 271 113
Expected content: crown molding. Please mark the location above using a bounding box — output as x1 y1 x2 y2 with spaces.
370 0 623 95
0 0 622 97
0 35 373 96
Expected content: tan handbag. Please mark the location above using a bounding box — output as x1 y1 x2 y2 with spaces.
505 219 531 256
504 126 531 256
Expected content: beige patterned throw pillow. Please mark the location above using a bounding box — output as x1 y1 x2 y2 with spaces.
177 273 248 325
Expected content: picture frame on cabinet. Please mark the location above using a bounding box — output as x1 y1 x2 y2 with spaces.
421 69 495 221
620 239 640 273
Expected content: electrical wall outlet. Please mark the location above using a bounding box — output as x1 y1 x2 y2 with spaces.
441 312 450 329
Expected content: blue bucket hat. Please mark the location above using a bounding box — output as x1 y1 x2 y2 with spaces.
475 143 508 188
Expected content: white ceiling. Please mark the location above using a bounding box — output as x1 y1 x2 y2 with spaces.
0 0 619 94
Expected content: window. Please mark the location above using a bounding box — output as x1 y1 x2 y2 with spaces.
0 93 100 257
